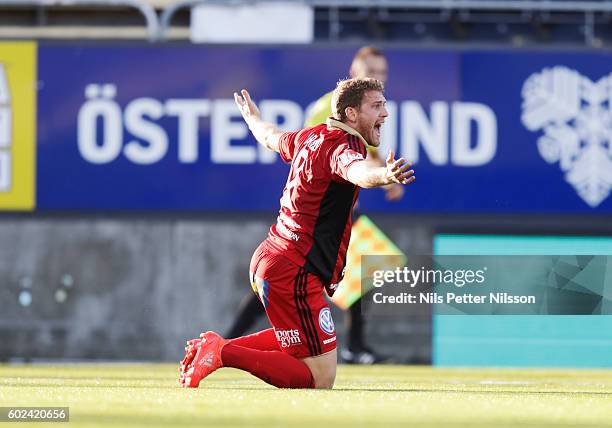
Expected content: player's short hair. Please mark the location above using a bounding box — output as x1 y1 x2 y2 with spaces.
332 77 385 122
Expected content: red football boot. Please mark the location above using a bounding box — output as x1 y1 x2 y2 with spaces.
183 332 227 388
179 338 203 385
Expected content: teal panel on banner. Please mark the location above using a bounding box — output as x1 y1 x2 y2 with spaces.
433 235 612 367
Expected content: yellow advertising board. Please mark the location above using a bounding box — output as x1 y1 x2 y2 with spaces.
0 42 36 211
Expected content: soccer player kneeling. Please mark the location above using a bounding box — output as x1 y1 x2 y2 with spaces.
179 78 415 389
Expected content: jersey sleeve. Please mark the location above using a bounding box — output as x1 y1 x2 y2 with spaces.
329 138 368 182
278 130 300 163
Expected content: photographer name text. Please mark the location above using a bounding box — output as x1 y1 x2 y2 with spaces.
372 292 536 305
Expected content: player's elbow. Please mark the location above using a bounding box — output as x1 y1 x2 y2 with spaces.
264 134 282 154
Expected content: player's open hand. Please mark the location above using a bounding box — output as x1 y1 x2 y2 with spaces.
234 89 261 125
385 150 415 185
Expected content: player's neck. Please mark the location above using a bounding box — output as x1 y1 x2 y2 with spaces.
326 117 370 147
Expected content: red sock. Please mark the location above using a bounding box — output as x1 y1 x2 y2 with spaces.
221 344 314 389
228 328 280 351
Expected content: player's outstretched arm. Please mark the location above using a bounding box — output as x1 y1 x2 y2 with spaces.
365 149 405 201
234 89 284 153
347 151 415 189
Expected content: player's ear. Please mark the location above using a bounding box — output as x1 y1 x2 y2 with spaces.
345 106 358 123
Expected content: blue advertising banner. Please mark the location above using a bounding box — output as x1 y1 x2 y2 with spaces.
37 46 612 212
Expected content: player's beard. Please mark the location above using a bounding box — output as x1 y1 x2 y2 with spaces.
359 121 380 147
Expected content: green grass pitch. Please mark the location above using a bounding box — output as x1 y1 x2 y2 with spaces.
1 364 612 427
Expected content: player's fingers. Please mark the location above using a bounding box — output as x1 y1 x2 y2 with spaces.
392 163 411 177
386 150 394 164
397 168 414 178
397 169 415 180
241 89 253 105
398 162 412 172
233 92 245 108
391 157 406 170
391 170 412 184
401 175 416 185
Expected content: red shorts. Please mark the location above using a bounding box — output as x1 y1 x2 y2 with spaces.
249 241 337 359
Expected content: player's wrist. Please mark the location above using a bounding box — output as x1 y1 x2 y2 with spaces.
379 168 394 186
383 168 397 185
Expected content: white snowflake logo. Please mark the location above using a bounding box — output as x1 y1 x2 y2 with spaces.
521 66 612 207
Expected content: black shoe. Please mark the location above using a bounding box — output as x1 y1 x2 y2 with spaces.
341 346 387 365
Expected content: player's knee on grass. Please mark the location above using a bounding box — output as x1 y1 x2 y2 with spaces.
313 367 336 389
302 349 337 389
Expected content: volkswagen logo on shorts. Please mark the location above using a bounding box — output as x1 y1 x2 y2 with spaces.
318 308 335 335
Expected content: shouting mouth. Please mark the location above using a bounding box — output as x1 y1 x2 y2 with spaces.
373 122 383 140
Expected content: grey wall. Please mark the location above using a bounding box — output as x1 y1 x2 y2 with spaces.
0 214 433 362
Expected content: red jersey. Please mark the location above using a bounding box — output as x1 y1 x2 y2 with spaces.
264 119 369 290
